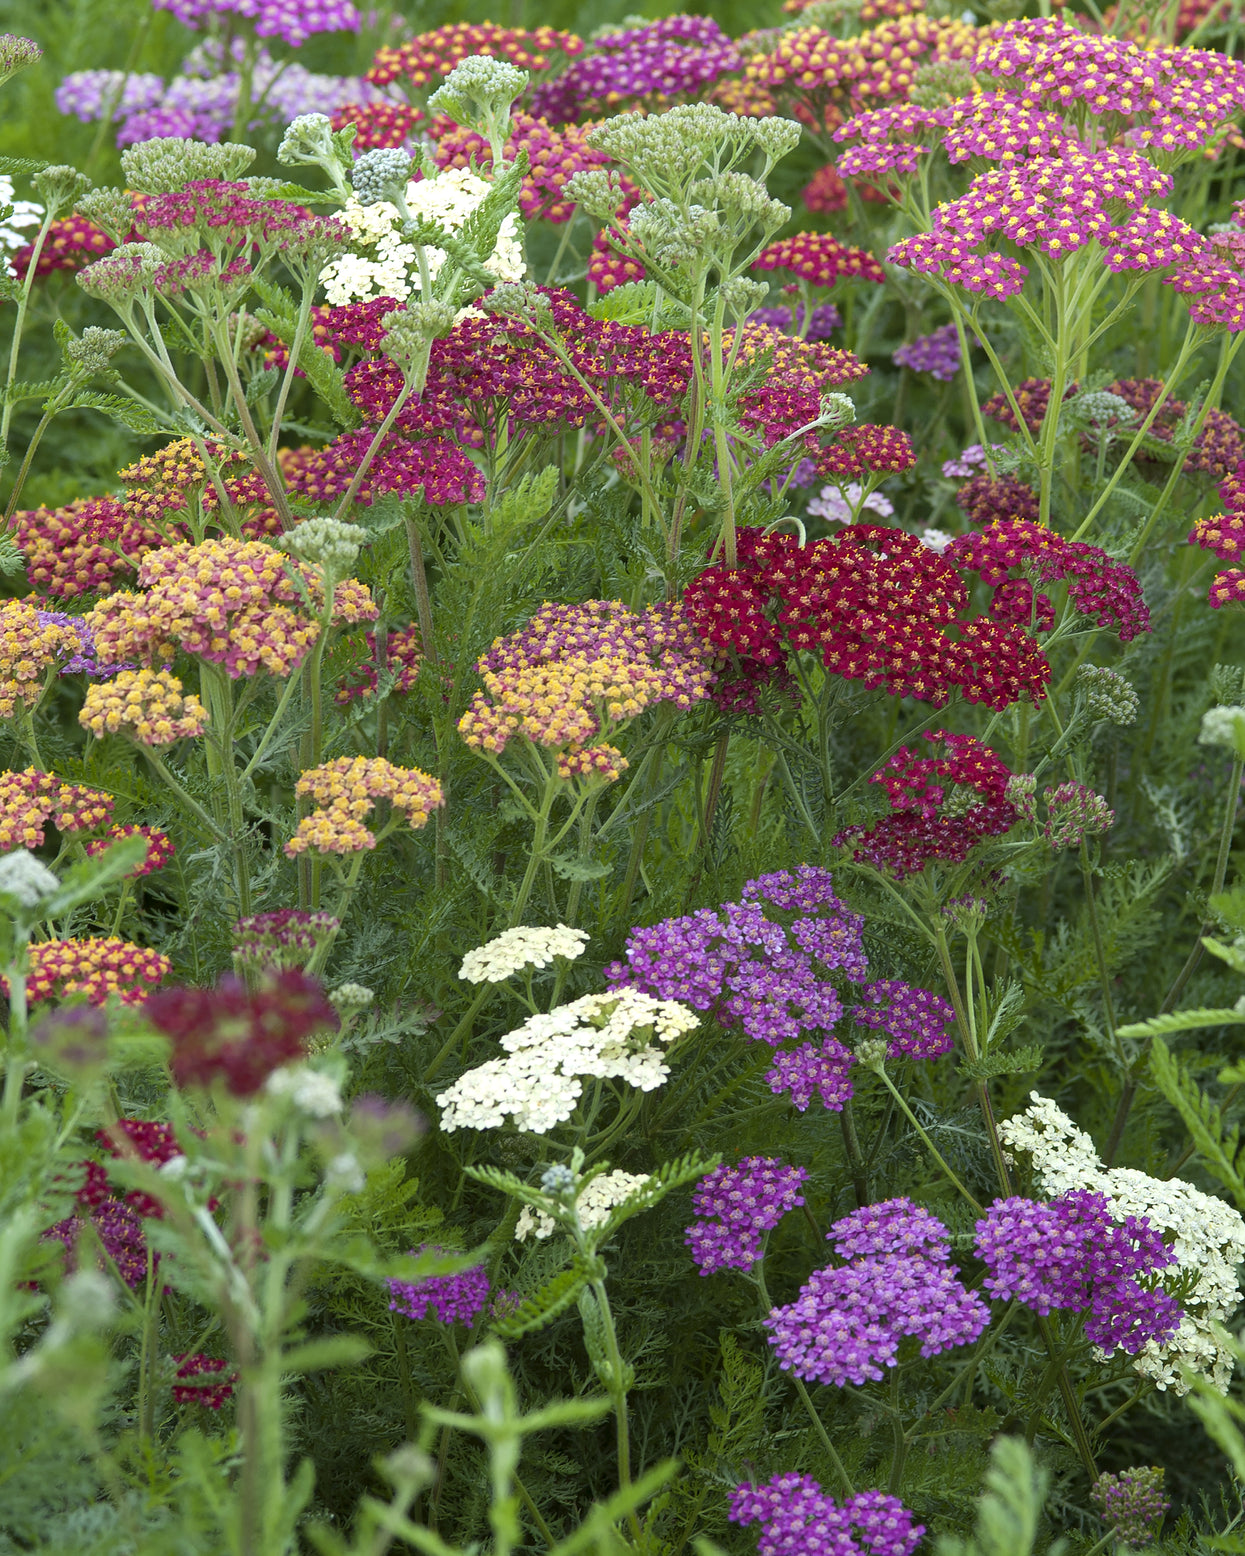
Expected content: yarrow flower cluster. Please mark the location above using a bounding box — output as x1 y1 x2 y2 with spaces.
753 231 886 288
172 1354 236 1409
609 866 953 1114
683 526 1050 717
1000 1094 1245 1392
44 1195 149 1289
1092 1467 1170 1547
892 323 961 380
458 600 716 784
84 825 175 877
1192 458 1245 608
387 1247 492 1327
79 669 208 746
685 1157 808 1274
14 938 171 1007
458 924 589 983
284 757 444 856
436 988 699 1134
974 1191 1181 1356
764 1198 989 1387
367 23 582 92
515 1168 652 1242
530 15 740 120
0 769 113 851
0 601 81 717
730 1474 923 1556
232 910 341 972
430 111 610 224
1007 776 1115 851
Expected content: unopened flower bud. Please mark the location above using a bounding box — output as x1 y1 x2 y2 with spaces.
351 147 413 206
428 55 529 127
1092 1466 1169 1548
540 1163 577 1197
0 34 41 86
1005 773 1038 822
328 981 374 1016
76 186 135 243
283 516 368 579
65 326 127 376
854 1036 889 1071
1042 782 1114 851
76 242 165 303
33 165 91 215
278 113 335 167
120 138 255 194
1076 664 1140 726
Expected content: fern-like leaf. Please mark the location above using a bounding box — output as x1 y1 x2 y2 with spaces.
1149 1037 1245 1207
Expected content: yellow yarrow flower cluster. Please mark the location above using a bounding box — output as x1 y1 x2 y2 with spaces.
284 756 444 857
79 668 208 746
0 600 79 718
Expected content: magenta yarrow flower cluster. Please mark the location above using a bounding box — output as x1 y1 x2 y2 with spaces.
764 1198 989 1387
685 1157 808 1275
974 1191 1181 1356
730 1474 923 1556
387 1246 492 1327
607 866 954 1113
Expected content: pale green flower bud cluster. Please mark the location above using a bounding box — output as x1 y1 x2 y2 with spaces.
563 168 625 224
351 148 413 207
329 982 375 1016
719 276 770 319
481 282 553 324
284 517 368 578
76 242 166 303
0 34 41 87
1076 664 1140 726
818 392 856 431
33 164 91 216
120 138 255 194
628 200 721 269
428 55 529 127
278 114 336 167
65 326 128 376
909 58 976 107
77 186 135 243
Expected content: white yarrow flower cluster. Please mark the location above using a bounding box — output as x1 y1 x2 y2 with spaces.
319 168 526 306
0 849 60 908
1000 1092 1245 1393
437 989 698 1134
516 1169 651 1241
0 174 44 275
459 924 589 984
266 1065 345 1118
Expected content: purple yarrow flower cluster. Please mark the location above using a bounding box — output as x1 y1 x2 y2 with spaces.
609 867 954 1115
685 1157 808 1275
45 1196 150 1289
37 610 132 679
893 323 960 381
765 1198 989 1386
941 442 1001 479
974 1191 1181 1356
730 1473 923 1556
750 302 843 340
531 15 740 121
153 0 360 48
387 1245 491 1327
1092 1466 1169 1547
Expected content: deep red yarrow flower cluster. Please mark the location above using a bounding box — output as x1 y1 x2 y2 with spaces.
683 527 1051 714
949 518 1150 641
146 970 339 1096
833 733 1017 878
329 102 424 151
753 232 886 287
816 423 916 480
1192 458 1245 607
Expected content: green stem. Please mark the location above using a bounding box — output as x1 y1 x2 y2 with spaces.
871 1063 983 1212
0 207 57 452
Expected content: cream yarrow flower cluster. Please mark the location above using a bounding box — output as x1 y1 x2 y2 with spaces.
79 669 208 746
516 1169 652 1242
459 924 589 983
1000 1093 1245 1393
437 988 698 1134
318 167 526 306
284 756 444 857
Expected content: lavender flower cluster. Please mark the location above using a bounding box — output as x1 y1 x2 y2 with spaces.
685 1156 808 1275
607 866 954 1114
153 0 360 49
749 302 843 341
730 1472 923 1556
764 1199 989 1386
892 323 961 381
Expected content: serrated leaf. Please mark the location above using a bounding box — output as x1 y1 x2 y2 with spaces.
548 854 611 882
493 1261 590 1338
456 152 528 275
1149 1037 1245 1207
67 390 176 435
958 1043 1044 1081
599 1152 719 1237
1 378 63 407
486 465 558 530
254 301 358 429
254 181 334 204
0 157 46 175
43 834 150 917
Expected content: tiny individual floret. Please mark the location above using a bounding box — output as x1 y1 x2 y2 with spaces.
79 669 208 746
458 924 589 984
388 1245 491 1326
686 1157 808 1275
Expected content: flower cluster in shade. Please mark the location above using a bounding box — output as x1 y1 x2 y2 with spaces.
893 323 960 380
1191 458 1245 608
173 1354 236 1409
748 300 842 340
336 624 422 704
515 1168 651 1242
84 824 175 878
764 1198 989 1387
607 865 954 1115
948 517 1150 641
11 212 115 281
682 526 1050 717
44 1195 149 1289
85 538 376 682
0 768 113 852
367 23 582 92
430 111 611 224
233 909 340 972
730 1475 923 1556
79 669 208 747
686 1157 808 1275
459 923 589 984
75 1117 188 1221
983 376 1244 480
284 757 444 857
436 987 699 1134
975 1191 1181 1356
57 45 379 146
1000 1093 1245 1392
1092 1468 1169 1548
529 15 740 121
388 1247 492 1327
145 970 339 1096
835 733 1017 879
4 938 172 1007
458 600 716 784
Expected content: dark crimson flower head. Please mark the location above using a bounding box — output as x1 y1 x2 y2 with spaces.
147 970 338 1096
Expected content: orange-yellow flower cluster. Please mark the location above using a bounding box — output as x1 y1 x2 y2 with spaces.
0 768 115 851
458 600 716 783
16 937 171 1006
79 669 208 746
85 824 175 877
284 757 445 857
0 601 81 717
86 538 377 681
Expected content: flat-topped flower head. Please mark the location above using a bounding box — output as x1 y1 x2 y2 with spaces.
85 825 175 877
79 669 208 747
754 232 885 287
731 1474 923 1556
686 1157 808 1274
367 22 582 91
0 602 81 718
285 757 443 857
9 937 172 1007
516 1168 651 1241
388 1246 491 1326
0 769 114 852
232 909 340 972
459 924 589 984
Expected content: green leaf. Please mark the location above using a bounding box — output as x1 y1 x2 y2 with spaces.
933 1437 1065 1556
1 379 63 408
66 390 177 436
0 536 24 578
485 464 559 530
548 854 611 882
43 835 150 918
958 1043 1044 1081
280 1335 372 1374
0 157 46 176
254 181 335 204
1117 1007 1245 1039
1149 1037 1245 1207
456 151 528 276
493 1260 592 1339
254 301 359 429
598 1152 719 1238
